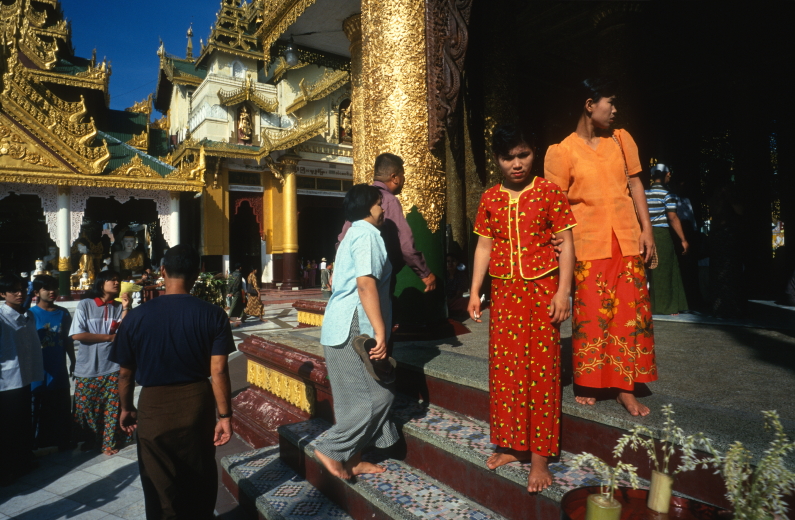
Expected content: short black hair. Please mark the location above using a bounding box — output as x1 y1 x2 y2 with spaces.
576 77 618 110
0 274 25 294
373 153 404 181
343 183 382 222
163 244 200 279
491 124 537 158
32 275 59 292
86 270 121 299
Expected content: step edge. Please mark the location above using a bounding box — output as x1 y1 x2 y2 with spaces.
222 447 353 520
397 409 651 503
279 420 510 520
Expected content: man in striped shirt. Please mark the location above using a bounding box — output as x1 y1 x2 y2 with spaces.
645 164 689 314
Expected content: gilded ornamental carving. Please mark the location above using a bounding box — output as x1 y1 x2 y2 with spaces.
246 360 315 414
285 69 349 114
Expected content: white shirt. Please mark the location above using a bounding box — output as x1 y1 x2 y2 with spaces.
0 303 43 391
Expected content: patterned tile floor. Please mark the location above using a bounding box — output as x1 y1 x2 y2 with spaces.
222 448 351 520
282 420 507 520
388 395 633 491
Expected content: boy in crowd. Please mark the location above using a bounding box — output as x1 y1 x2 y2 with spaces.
0 274 43 484
30 275 75 450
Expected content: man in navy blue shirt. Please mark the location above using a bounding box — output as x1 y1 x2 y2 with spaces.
111 244 235 520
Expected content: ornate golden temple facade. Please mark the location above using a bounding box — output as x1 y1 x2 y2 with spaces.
0 0 206 291
2 0 473 300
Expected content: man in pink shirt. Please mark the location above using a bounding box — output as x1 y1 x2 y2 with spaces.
338 153 437 295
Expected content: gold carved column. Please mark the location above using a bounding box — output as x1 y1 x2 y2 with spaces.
359 0 446 324
279 150 301 289
343 14 367 185
360 0 445 232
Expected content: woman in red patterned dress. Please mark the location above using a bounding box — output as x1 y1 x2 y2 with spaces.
545 78 657 416
468 124 576 493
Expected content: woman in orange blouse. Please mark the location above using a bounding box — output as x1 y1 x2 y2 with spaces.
469 124 576 493
545 78 657 417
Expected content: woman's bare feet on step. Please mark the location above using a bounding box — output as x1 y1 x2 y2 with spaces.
314 449 351 479
575 396 596 406
617 391 650 416
346 453 386 476
486 448 531 470
527 453 554 493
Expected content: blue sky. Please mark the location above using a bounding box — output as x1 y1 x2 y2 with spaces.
65 0 219 112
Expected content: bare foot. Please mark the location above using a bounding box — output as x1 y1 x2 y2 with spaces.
575 396 596 406
617 391 650 416
346 453 386 476
486 448 531 470
527 453 554 493
103 449 119 456
314 449 351 479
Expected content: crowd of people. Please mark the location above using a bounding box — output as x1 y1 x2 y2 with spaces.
1 246 235 520
1 74 787 510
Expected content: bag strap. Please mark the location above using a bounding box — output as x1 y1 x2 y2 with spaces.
611 134 641 223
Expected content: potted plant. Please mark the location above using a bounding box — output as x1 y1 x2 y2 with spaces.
570 452 641 520
614 404 720 514
191 272 227 308
716 411 795 520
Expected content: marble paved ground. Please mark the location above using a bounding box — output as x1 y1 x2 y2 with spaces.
0 303 299 520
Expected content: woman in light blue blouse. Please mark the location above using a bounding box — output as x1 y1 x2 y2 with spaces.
314 184 399 480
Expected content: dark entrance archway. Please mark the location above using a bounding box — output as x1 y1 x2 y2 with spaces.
297 194 345 267
0 193 53 275
229 197 262 274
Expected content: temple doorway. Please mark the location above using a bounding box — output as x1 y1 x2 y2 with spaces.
229 197 262 274
0 193 54 275
297 194 345 267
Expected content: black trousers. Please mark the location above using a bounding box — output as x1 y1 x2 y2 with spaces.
137 380 217 520
0 386 35 477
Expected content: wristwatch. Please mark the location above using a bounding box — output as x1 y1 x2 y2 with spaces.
219 412 233 419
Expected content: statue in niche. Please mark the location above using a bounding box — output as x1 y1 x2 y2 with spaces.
340 103 352 143
237 105 253 144
30 259 50 280
78 272 91 290
71 239 96 288
43 246 58 271
113 232 146 279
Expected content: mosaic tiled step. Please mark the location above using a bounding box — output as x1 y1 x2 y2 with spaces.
389 394 643 520
279 419 509 520
221 446 352 520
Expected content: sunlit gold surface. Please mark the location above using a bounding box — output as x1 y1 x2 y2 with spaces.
217 76 278 113
0 118 58 169
280 151 300 254
296 310 324 327
285 69 349 114
1 53 111 175
126 94 153 116
256 0 318 53
246 360 314 414
58 257 70 271
360 0 445 232
271 56 309 83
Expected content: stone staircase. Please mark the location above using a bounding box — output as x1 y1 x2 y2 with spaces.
220 324 775 519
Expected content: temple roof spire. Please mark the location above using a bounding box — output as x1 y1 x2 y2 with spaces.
186 24 194 60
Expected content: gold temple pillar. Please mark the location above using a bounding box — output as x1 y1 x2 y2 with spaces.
360 0 446 323
279 150 301 289
360 0 445 232
343 14 367 185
